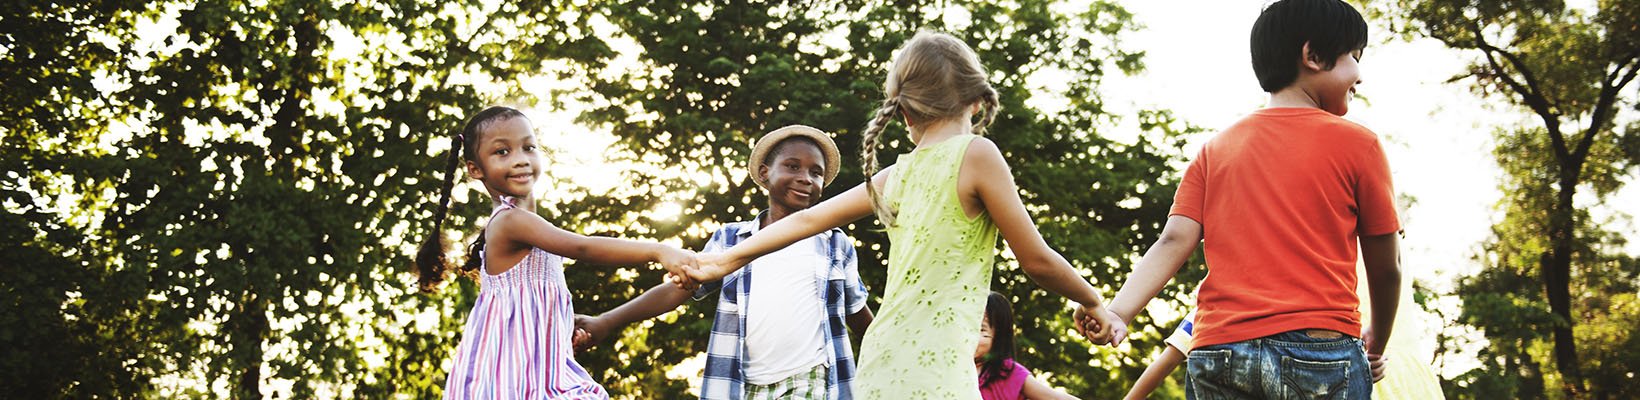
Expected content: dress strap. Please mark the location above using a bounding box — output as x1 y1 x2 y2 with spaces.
490 195 518 218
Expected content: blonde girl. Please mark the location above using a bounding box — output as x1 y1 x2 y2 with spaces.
688 32 1124 399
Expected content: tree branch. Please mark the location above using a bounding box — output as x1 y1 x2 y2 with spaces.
1464 20 1570 160
1604 49 1640 84
1575 52 1640 162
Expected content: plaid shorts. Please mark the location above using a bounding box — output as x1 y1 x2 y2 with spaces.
745 364 830 400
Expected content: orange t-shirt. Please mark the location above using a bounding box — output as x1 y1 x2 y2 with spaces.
1170 107 1401 349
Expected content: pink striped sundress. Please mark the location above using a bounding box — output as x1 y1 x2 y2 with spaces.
444 200 607 399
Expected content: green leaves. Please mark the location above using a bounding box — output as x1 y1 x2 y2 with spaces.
555 0 1199 398
1370 0 1640 398
5 0 1207 397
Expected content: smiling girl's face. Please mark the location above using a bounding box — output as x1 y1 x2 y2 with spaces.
466 117 542 201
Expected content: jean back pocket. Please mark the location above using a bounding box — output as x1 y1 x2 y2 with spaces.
1280 356 1349 399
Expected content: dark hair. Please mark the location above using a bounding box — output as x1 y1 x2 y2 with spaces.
979 291 1018 386
1249 0 1368 92
415 106 527 291
762 136 822 166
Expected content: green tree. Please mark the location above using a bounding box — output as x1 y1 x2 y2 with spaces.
553 1 1203 398
4 0 1204 397
1368 0 1640 398
2 0 607 397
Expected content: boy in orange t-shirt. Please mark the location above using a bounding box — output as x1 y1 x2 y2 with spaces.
1099 0 1403 398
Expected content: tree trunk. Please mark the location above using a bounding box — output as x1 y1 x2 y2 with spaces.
1545 156 1585 398
232 291 268 399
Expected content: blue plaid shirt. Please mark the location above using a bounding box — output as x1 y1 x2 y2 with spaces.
693 214 870 400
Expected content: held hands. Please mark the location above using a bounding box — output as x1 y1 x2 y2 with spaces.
656 245 742 292
656 245 701 291
674 252 739 286
571 314 610 352
1072 303 1128 346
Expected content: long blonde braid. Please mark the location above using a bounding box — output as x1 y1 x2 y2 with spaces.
861 97 902 227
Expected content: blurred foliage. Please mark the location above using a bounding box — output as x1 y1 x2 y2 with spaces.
0 0 1204 398
1367 0 1640 398
556 1 1202 398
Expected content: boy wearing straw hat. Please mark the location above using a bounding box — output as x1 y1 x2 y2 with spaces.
575 125 875 400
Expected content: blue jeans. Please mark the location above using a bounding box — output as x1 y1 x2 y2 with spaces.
1185 330 1372 400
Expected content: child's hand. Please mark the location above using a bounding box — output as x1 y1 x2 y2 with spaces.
1362 325 1386 382
688 252 739 283
1367 352 1387 382
655 245 699 290
571 327 592 352
573 314 610 352
1098 306 1129 345
1073 303 1126 346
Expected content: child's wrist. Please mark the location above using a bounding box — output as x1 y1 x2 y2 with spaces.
649 242 670 262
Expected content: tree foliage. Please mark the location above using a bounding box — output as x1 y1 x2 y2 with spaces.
2 0 1201 398
1367 0 1640 398
554 1 1201 398
3 0 605 397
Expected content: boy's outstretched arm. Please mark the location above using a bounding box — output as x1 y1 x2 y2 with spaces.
690 170 884 282
1107 216 1202 324
573 282 693 351
1360 232 1400 379
1123 345 1185 400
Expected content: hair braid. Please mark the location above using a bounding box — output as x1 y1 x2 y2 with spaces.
861 97 901 227
972 86 1000 136
415 106 525 291
415 130 463 291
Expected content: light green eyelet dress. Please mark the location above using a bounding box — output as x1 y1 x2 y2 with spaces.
854 134 999 399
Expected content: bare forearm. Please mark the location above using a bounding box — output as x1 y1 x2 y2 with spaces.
1109 216 1201 322
1019 252 1104 307
1124 347 1184 400
723 208 847 267
599 282 692 327
1361 234 1401 354
571 238 667 266
1108 237 1194 322
1022 374 1080 400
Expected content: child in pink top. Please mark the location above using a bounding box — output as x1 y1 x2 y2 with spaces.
976 292 1079 400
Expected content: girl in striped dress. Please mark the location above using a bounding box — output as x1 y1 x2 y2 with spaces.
416 106 699 399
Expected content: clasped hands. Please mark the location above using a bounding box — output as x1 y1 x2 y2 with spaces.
657 247 1129 347
656 249 735 292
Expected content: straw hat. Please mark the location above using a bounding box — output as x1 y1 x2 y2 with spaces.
748 125 841 189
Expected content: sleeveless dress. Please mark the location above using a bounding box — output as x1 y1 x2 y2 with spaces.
854 134 1000 399
444 197 607 399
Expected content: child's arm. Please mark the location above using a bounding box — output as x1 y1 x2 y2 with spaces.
1021 374 1081 400
492 209 696 276
690 171 885 281
574 282 693 350
962 137 1120 343
1360 232 1400 378
1123 345 1185 400
846 307 874 341
1107 216 1202 324
576 229 740 350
